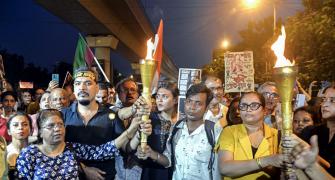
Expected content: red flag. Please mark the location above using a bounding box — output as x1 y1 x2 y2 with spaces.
151 19 163 93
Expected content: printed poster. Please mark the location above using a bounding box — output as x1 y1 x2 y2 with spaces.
225 51 254 92
177 68 202 120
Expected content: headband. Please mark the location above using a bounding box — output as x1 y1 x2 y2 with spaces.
74 71 96 81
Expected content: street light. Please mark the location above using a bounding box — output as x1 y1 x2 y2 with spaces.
243 0 277 34
221 39 230 49
244 0 259 8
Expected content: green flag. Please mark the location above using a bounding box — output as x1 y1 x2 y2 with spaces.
73 34 95 74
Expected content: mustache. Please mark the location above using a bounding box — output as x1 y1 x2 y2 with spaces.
78 91 89 96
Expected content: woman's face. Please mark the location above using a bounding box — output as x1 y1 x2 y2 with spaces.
156 88 176 112
9 115 31 140
40 115 65 145
239 93 265 125
293 110 314 134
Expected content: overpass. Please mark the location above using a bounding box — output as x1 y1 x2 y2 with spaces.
35 0 178 83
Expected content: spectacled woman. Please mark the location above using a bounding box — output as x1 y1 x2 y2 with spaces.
16 109 146 179
217 92 283 179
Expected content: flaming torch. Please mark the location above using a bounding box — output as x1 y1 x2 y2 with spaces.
140 38 157 149
272 26 297 179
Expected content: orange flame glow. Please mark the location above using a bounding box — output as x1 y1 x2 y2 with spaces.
271 26 294 67
145 38 154 60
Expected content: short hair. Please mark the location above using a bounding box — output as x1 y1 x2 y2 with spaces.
186 83 213 106
158 81 179 98
37 109 64 130
74 66 98 82
257 81 276 94
1 91 18 102
36 109 64 142
115 78 138 94
240 92 266 108
7 111 32 131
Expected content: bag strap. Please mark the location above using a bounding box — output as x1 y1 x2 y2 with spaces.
204 120 215 180
170 119 185 171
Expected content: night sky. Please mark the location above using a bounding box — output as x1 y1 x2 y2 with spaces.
0 0 303 77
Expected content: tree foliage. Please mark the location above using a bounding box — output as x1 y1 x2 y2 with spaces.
285 0 335 84
203 0 335 86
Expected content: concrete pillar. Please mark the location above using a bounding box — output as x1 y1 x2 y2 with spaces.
86 35 118 84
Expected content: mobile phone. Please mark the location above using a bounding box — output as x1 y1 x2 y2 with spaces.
52 74 59 84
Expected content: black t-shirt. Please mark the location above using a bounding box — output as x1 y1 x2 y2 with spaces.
62 102 124 180
140 112 172 180
302 124 335 176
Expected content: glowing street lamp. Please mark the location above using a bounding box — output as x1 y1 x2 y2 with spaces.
242 0 277 33
244 0 259 8
221 40 230 49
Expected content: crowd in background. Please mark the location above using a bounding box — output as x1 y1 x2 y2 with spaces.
0 67 334 180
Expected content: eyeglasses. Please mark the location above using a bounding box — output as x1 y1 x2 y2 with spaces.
321 97 335 104
238 102 262 111
43 122 65 130
262 92 279 99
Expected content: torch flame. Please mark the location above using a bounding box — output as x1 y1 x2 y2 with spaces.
145 38 155 60
271 26 294 67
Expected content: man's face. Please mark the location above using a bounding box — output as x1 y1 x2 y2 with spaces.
118 81 139 107
205 78 224 103
74 77 98 106
184 93 207 121
39 93 50 110
96 89 108 105
50 90 70 110
22 92 32 105
3 95 16 111
321 88 335 120
260 85 279 113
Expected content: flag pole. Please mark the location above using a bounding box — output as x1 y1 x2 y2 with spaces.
79 33 110 83
93 56 110 83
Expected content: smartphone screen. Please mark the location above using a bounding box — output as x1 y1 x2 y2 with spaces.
52 74 59 84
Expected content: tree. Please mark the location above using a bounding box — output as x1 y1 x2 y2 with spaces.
0 48 51 89
285 0 335 84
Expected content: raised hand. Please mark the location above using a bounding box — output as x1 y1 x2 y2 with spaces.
292 135 319 169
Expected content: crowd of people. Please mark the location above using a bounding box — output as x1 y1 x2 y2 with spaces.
0 67 334 180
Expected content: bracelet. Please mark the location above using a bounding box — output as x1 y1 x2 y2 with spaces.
255 158 263 169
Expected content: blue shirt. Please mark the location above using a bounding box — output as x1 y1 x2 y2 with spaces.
62 102 124 179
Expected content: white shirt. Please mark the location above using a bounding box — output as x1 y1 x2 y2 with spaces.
163 121 220 180
204 103 228 128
